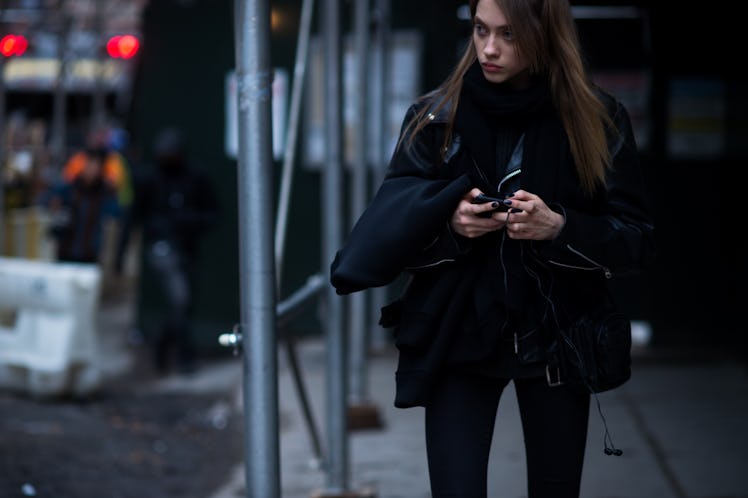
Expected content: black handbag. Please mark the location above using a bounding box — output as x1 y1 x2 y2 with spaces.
554 299 632 394
547 295 632 457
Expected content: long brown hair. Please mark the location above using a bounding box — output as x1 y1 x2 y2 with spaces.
399 0 614 195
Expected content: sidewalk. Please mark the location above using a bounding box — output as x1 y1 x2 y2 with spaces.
207 338 748 498
93 289 748 498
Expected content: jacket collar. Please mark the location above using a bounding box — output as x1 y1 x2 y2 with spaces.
419 90 452 124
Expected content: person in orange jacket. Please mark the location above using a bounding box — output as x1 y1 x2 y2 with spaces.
61 141 133 208
41 147 122 264
62 127 136 274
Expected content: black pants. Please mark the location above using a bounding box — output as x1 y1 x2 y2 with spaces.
147 241 196 372
425 372 590 498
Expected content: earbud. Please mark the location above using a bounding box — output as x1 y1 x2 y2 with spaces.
604 447 623 456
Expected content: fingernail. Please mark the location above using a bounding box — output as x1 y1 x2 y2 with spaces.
491 202 499 208
502 199 513 206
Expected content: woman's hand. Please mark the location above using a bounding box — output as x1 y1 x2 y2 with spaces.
450 188 565 240
450 188 508 238
502 189 565 240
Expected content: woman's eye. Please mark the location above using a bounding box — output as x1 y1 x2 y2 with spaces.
474 24 487 36
502 29 514 41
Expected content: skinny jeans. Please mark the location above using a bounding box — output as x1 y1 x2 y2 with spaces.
424 371 590 498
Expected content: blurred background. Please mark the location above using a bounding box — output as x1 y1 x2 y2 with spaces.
1 0 746 378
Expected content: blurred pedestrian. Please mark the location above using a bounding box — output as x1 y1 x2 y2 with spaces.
63 126 136 274
40 147 121 264
62 126 134 209
129 126 219 374
330 0 655 497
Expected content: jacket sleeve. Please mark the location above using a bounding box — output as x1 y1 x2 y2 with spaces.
330 104 472 295
532 98 656 277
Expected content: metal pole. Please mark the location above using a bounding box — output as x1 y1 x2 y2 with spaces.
91 0 106 130
348 0 370 406
278 274 325 466
0 1 7 254
372 0 390 187
274 0 314 283
51 0 69 169
322 0 348 492
269 0 326 471
277 274 326 464
217 273 329 483
0 59 6 256
368 0 391 353
233 1 280 497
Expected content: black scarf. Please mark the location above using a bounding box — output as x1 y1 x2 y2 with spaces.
453 61 568 330
454 61 563 195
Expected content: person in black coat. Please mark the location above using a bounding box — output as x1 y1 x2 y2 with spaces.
129 127 219 374
331 0 655 496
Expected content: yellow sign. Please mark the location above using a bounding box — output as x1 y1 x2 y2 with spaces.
1 57 131 90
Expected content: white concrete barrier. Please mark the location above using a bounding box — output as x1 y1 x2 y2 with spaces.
0 256 102 397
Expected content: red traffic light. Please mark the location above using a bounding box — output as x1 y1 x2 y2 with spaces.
1 34 28 57
106 35 140 59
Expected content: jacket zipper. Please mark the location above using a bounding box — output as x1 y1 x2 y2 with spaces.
471 148 523 196
404 258 455 270
548 244 613 278
498 169 521 194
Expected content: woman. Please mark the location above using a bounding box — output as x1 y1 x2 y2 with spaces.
330 0 655 496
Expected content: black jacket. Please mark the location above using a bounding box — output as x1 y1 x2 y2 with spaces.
130 160 219 261
331 90 655 408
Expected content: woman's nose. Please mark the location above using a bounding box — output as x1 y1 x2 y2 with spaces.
483 36 500 57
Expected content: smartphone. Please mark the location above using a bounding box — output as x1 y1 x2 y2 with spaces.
471 193 509 217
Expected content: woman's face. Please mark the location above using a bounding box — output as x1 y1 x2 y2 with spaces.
472 0 531 87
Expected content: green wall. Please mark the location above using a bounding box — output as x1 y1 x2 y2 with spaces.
130 0 239 354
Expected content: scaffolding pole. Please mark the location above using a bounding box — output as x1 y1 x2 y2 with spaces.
233 1 280 497
0 55 5 255
368 0 391 353
320 0 348 493
346 0 384 433
348 0 371 406
273 0 325 470
275 0 315 283
0 1 6 254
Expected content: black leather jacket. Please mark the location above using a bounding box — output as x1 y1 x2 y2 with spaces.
331 90 655 407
